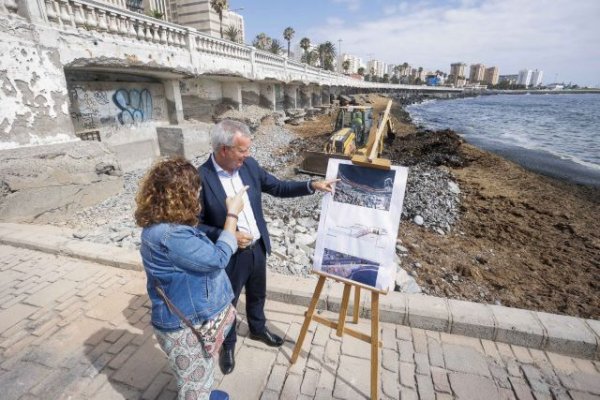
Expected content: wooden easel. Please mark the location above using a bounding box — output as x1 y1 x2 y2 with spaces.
290 271 387 399
291 99 395 399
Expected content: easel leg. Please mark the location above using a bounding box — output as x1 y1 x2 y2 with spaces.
353 286 361 323
370 291 380 400
336 283 352 337
291 276 326 364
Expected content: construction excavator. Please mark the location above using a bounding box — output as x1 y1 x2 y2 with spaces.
298 99 396 176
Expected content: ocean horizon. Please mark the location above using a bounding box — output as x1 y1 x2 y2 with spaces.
406 93 600 186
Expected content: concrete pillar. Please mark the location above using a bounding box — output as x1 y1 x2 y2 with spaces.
259 83 276 111
17 0 47 23
299 86 311 109
274 84 284 111
311 85 321 107
284 84 298 109
222 82 242 111
242 82 260 106
321 87 331 105
163 79 184 124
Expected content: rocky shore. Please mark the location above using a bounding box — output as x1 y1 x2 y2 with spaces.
50 94 600 319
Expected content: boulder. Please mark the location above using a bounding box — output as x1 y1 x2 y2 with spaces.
0 141 123 223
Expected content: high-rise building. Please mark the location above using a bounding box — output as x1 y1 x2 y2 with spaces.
340 54 362 74
469 64 485 83
367 60 386 78
530 69 544 87
166 0 245 41
450 62 467 85
517 69 533 86
484 66 499 85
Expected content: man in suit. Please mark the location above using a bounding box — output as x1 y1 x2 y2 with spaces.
199 119 337 375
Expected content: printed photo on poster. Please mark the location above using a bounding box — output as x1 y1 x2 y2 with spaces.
312 159 408 291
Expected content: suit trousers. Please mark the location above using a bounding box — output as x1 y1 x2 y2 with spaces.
223 240 267 349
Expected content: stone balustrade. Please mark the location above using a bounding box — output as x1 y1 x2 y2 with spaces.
3 0 463 91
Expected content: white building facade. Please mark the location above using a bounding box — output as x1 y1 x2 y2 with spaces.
518 69 533 86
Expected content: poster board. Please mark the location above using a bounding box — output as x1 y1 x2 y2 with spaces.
312 159 408 291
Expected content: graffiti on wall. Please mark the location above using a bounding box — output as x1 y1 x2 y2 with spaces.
68 83 165 132
113 88 153 125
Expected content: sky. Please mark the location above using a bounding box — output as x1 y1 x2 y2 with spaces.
230 0 600 87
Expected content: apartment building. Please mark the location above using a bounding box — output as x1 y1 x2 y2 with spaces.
450 62 467 86
517 69 533 86
166 0 245 41
469 63 485 83
340 54 362 74
367 59 386 78
530 69 544 87
484 66 499 85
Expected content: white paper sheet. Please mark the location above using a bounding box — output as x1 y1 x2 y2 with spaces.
312 159 408 291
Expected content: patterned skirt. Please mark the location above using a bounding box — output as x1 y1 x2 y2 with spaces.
154 304 236 400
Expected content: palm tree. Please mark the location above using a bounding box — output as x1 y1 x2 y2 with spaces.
210 0 228 39
224 25 240 42
269 39 284 55
283 27 295 58
301 49 319 66
300 37 311 61
317 41 336 71
342 60 350 74
252 33 272 50
357 67 365 76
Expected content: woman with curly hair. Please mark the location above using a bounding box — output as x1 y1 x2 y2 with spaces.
135 157 246 400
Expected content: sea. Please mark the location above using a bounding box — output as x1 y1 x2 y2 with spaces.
406 93 600 186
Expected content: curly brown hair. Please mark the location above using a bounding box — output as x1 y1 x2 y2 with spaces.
135 157 201 227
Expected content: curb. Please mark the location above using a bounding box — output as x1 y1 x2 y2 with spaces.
0 222 598 360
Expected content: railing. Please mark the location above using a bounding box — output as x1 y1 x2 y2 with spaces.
4 0 463 91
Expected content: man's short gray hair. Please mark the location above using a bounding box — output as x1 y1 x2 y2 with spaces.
211 120 252 152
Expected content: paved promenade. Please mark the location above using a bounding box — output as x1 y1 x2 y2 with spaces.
1 227 600 399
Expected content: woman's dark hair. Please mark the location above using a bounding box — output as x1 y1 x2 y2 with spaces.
135 157 200 227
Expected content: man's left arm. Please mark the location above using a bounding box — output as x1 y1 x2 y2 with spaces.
256 162 337 197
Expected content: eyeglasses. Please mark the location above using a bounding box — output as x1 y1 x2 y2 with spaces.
227 145 252 155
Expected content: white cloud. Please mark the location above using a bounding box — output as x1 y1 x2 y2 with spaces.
313 0 600 86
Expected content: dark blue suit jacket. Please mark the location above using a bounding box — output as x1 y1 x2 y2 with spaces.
198 156 312 254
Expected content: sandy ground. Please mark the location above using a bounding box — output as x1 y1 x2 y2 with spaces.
288 95 600 319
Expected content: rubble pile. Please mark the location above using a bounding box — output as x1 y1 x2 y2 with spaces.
52 104 461 294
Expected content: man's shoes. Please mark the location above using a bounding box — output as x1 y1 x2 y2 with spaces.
209 390 229 400
249 328 284 347
219 347 235 375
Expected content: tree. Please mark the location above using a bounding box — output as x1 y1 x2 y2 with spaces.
224 25 240 43
299 37 311 61
252 33 272 50
342 60 350 74
382 73 390 83
391 75 399 84
301 50 319 66
269 39 284 55
317 41 336 71
283 27 295 58
357 67 365 76
210 0 228 39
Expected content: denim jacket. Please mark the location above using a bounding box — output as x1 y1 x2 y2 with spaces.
140 223 237 331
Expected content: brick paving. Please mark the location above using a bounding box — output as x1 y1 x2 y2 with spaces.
0 244 599 399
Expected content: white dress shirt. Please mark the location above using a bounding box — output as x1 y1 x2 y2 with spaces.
211 154 261 243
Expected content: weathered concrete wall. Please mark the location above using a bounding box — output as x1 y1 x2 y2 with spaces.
259 83 275 110
67 80 168 133
0 141 123 223
242 82 260 105
180 78 222 122
222 82 242 110
274 84 284 111
0 15 74 148
156 122 212 159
